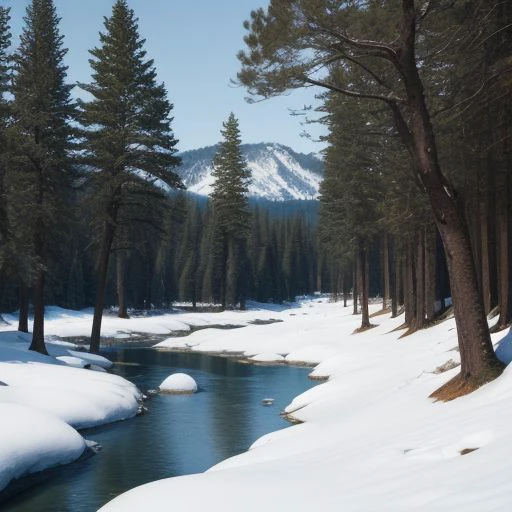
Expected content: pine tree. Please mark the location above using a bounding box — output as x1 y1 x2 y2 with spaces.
210 113 251 309
0 6 12 292
78 0 182 353
238 0 504 398
5 0 74 354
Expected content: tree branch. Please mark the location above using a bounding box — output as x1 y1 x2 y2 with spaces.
303 77 404 104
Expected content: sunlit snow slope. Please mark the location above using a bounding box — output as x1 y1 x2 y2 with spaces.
177 143 323 201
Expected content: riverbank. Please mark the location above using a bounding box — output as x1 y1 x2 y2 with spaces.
0 330 143 501
2 299 512 511
97 299 512 512
0 299 309 502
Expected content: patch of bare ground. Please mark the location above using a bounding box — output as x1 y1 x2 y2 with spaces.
280 410 305 425
429 363 505 401
460 448 479 455
308 374 329 381
353 324 377 334
433 359 460 374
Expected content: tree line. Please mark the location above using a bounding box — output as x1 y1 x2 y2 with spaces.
0 0 322 355
238 0 511 399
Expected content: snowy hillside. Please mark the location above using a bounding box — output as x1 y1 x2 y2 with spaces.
177 143 323 201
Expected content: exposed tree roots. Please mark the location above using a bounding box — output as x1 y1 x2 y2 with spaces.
353 324 377 334
429 362 505 402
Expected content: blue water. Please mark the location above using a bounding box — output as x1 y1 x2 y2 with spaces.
3 347 315 512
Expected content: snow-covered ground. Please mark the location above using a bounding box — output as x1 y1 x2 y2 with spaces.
2 299 512 510
94 299 511 512
0 330 142 497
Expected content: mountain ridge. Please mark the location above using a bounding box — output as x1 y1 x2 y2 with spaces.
177 142 323 201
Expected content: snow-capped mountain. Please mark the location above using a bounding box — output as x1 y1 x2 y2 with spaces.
177 143 323 201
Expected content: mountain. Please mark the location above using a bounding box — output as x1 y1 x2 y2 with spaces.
177 143 323 201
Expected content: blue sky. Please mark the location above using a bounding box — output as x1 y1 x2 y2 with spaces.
3 0 326 155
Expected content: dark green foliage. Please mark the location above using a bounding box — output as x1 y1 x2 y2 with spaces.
78 0 182 352
5 0 75 353
208 113 251 308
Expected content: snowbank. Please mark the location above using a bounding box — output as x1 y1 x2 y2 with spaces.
0 330 143 496
99 299 512 512
0 403 87 494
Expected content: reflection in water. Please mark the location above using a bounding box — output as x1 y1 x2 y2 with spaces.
3 348 315 512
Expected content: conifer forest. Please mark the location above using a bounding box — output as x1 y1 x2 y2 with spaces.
0 0 510 398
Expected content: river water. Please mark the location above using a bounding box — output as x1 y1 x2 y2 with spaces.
3 347 316 512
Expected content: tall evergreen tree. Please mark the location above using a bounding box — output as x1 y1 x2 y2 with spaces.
209 113 251 309
6 0 74 354
0 7 12 281
238 0 504 399
78 0 182 353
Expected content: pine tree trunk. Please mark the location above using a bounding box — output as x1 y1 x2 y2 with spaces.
495 162 510 329
396 248 403 310
359 243 370 329
18 281 29 333
404 239 415 328
90 220 116 354
117 251 129 319
29 164 47 355
29 269 47 355
393 8 502 396
424 226 437 323
382 233 390 310
415 230 426 330
389 237 398 318
352 258 358 315
480 156 492 314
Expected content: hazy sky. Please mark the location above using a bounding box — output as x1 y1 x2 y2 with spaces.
3 0 326 155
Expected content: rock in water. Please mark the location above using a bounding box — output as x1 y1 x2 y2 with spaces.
159 373 198 394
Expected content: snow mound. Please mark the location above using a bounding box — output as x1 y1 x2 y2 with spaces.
250 353 285 363
0 361 143 429
159 373 198 394
0 403 86 493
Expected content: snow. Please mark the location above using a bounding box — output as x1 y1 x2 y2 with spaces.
181 143 322 200
249 353 285 363
3 299 512 510
0 329 142 495
0 403 87 492
97 299 512 512
159 373 198 394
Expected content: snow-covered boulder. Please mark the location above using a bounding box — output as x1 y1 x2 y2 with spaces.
159 373 197 394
